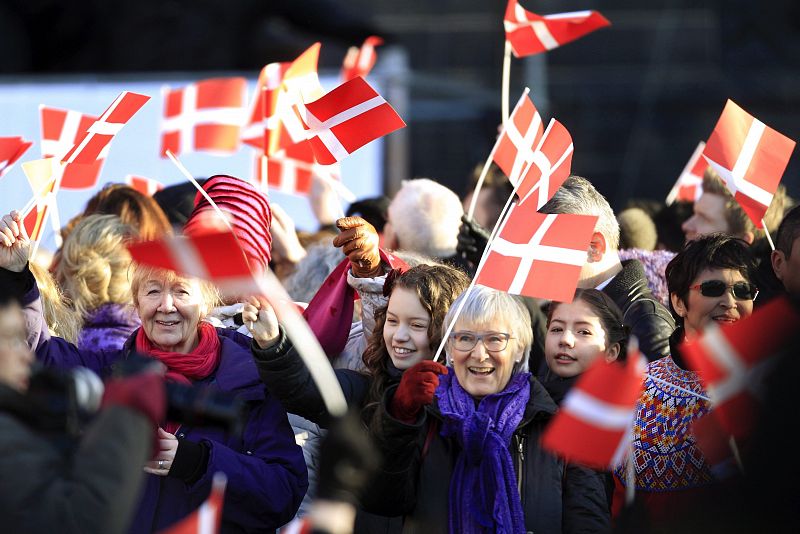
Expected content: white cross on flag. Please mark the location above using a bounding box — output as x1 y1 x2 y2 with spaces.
125 175 164 197
20 158 59 248
301 76 405 165
159 473 226 534
0 136 32 179
62 91 150 165
542 348 645 469
475 200 597 302
252 140 340 197
492 89 544 189
701 99 796 228
341 36 383 82
666 141 707 205
515 118 574 208
242 62 291 151
40 106 105 190
681 297 800 440
161 77 247 157
504 0 610 58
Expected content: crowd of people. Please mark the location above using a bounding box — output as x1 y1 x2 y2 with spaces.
0 160 798 533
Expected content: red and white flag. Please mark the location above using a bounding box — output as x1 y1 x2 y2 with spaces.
341 36 383 82
492 89 544 190
127 230 259 298
20 158 59 246
701 99 796 228
301 76 406 165
40 106 105 190
666 141 707 205
158 474 226 534
161 77 247 157
62 91 150 165
125 175 164 196
252 140 340 197
681 297 800 440
475 202 597 302
542 349 645 469
515 118 574 208
504 0 611 58
0 136 32 178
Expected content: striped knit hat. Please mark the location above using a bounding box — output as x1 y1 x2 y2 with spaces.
183 175 272 273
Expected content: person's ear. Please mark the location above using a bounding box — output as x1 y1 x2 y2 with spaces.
605 343 620 363
587 232 607 263
772 250 786 281
670 292 687 318
742 230 755 245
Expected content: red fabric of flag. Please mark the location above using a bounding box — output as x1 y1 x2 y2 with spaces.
125 175 164 196
341 36 384 82
302 76 405 165
701 99 796 228
161 78 246 157
666 141 707 205
542 350 645 469
62 91 150 164
157 474 226 534
492 90 544 189
0 136 32 178
515 118 573 208
40 106 105 190
476 204 596 302
252 140 340 196
504 0 610 58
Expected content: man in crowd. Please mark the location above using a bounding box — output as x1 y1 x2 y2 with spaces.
771 204 800 298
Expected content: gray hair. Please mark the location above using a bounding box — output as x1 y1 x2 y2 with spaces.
539 175 620 251
443 285 533 373
284 242 346 303
387 178 463 258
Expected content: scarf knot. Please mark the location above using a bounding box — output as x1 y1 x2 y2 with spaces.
437 372 531 534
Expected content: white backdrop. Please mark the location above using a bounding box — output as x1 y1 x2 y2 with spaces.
0 74 383 254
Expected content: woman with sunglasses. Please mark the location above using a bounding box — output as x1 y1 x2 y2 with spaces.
613 233 758 523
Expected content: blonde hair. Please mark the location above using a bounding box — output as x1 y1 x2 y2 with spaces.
130 264 221 319
56 214 136 319
30 262 81 344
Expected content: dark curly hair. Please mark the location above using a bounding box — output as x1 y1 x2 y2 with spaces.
361 264 470 423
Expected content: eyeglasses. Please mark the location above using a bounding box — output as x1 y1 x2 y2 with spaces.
689 280 759 301
449 331 512 352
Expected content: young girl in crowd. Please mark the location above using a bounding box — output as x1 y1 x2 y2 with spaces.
543 288 629 404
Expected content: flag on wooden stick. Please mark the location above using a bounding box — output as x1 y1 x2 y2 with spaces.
0 136 32 178
666 141 707 205
341 36 383 81
40 106 105 190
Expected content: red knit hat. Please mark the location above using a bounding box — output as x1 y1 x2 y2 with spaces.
183 175 272 273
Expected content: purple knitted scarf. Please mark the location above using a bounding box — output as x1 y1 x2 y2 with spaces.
437 372 531 534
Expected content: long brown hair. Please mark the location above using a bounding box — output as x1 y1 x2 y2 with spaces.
361 264 469 423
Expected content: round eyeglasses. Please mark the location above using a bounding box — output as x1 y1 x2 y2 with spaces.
689 280 759 301
449 331 512 352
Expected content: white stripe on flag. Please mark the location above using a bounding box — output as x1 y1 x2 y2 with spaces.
731 119 764 186
506 111 543 187
160 107 245 132
563 388 635 430
198 500 214 534
87 120 124 136
698 326 746 405
544 10 593 20
305 95 385 162
168 237 210 280
46 110 83 158
531 21 560 50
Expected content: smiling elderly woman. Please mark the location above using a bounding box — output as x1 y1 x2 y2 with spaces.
367 285 610 533
0 210 307 533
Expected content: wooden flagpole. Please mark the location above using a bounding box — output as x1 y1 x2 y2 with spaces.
502 41 512 127
762 219 776 251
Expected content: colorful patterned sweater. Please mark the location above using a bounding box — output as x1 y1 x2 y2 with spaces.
615 354 714 492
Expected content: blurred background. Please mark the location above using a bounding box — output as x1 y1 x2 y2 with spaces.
1 0 798 212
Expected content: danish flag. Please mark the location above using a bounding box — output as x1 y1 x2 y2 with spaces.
40 106 104 190
475 201 597 302
125 175 164 196
701 99 796 228
252 140 340 196
62 91 150 165
20 158 59 247
514 118 574 208
666 141 707 205
542 348 645 469
492 89 544 190
341 36 383 82
504 0 611 58
158 473 226 534
160 77 247 157
681 297 800 440
0 136 32 178
301 76 405 165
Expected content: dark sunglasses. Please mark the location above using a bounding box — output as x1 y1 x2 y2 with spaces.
689 280 759 301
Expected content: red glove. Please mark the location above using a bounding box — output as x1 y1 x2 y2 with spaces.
102 373 166 453
389 361 448 423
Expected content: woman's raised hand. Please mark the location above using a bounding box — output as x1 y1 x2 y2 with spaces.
242 296 280 349
333 216 381 278
0 211 31 272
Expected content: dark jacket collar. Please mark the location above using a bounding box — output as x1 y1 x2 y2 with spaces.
667 326 688 370
602 259 651 304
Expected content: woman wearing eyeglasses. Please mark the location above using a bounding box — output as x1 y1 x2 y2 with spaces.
366 285 610 533
613 233 758 523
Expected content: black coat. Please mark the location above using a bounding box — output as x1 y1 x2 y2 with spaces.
365 376 611 534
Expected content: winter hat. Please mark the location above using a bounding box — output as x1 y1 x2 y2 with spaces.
183 175 272 273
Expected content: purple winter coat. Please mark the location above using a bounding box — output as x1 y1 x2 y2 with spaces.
20 280 308 534
77 302 141 352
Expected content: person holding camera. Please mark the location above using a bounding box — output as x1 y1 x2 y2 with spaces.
0 210 307 533
0 297 166 534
